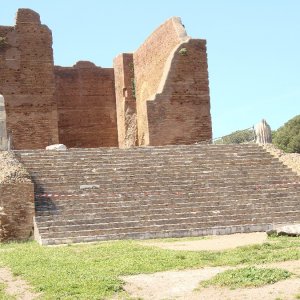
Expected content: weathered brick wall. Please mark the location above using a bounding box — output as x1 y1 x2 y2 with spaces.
133 17 188 145
55 61 118 148
113 53 137 148
0 9 59 149
1 10 212 150
133 17 211 145
147 39 212 145
0 183 34 241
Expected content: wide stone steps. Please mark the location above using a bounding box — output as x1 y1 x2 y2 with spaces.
34 187 300 211
15 144 300 245
34 198 300 226
36 202 300 228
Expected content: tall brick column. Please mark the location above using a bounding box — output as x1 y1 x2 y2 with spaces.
0 9 59 149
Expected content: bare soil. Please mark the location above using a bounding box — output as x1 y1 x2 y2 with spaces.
0 267 40 300
140 232 268 251
123 233 300 300
123 260 300 300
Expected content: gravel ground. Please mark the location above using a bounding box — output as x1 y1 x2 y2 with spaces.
0 151 31 184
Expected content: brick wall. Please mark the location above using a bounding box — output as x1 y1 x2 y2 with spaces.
147 39 212 145
133 17 211 145
1 10 212 150
0 9 59 149
113 53 137 148
133 17 188 145
55 61 118 148
0 182 34 241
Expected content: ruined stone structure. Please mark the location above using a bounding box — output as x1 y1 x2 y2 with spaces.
15 144 300 245
3 9 298 246
0 9 212 150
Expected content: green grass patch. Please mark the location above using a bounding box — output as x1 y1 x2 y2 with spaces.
200 267 292 289
0 236 298 299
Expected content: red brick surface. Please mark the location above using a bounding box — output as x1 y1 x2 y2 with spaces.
113 54 137 148
133 18 185 145
147 39 212 145
1 10 212 150
133 17 212 145
55 62 118 148
0 9 59 149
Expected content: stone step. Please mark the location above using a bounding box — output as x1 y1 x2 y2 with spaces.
36 203 300 229
38 221 284 245
34 190 300 209
38 212 300 240
14 144 300 245
35 198 300 222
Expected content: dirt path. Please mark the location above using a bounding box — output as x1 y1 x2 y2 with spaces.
123 233 300 300
122 267 230 300
0 267 40 300
122 260 300 300
140 232 268 251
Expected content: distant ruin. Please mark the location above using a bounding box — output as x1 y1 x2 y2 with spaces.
0 9 212 149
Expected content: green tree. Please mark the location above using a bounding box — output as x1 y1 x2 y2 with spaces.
214 129 255 144
273 115 300 153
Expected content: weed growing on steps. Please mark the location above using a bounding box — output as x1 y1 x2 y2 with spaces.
200 267 292 289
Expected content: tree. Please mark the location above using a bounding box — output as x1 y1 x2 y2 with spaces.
214 129 255 144
273 115 300 153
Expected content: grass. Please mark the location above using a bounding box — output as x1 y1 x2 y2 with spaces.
200 267 292 289
0 236 299 299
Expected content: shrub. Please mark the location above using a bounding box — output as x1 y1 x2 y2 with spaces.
214 129 255 144
273 115 300 153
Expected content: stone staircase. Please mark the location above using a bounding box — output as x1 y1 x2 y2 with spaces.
15 144 300 245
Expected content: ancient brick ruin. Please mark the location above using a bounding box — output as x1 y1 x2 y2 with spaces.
0 9 212 150
2 9 298 245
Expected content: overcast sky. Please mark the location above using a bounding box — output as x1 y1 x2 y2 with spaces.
1 0 299 138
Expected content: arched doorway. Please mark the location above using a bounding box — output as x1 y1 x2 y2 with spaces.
0 94 8 150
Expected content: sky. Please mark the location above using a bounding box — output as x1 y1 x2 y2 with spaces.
1 0 300 139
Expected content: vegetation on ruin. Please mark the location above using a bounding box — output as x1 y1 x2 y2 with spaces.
214 128 255 144
0 236 299 299
273 115 300 153
200 267 292 289
0 37 8 49
179 47 188 56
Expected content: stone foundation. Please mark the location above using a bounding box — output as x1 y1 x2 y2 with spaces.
0 182 34 241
